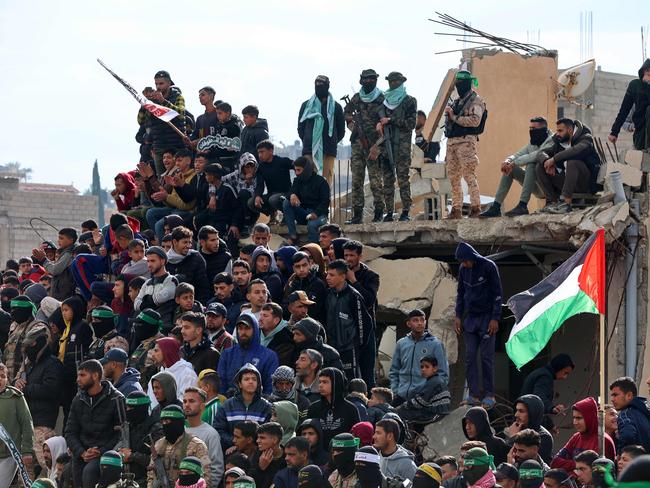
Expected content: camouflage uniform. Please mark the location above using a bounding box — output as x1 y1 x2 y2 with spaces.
383 93 417 214
4 318 37 382
128 333 163 389
88 331 130 360
147 433 210 488
446 91 486 211
344 91 386 214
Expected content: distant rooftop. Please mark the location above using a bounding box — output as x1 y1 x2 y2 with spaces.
19 182 80 194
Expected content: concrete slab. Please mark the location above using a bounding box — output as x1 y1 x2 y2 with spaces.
421 406 470 461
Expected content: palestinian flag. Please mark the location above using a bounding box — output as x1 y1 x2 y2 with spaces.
506 229 605 369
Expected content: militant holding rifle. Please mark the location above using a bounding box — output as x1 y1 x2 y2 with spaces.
116 397 130 474
149 435 171 488
341 94 371 160
377 106 396 172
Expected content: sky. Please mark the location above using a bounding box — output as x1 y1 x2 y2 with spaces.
0 0 647 191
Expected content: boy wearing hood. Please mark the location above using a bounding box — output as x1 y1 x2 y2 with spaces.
502 394 554 463
43 436 67 483
551 397 616 471
609 59 650 150
218 314 279 395
306 367 360 447
112 172 137 212
149 370 181 420
454 242 502 408
148 337 198 407
252 248 284 304
223 152 259 231
609 376 650 452
297 418 330 470
462 406 509 465
272 400 299 446
282 157 330 246
213 363 273 450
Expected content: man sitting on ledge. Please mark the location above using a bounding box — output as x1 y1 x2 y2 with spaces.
535 118 600 215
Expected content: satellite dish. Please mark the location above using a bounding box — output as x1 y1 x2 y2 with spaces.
556 59 596 100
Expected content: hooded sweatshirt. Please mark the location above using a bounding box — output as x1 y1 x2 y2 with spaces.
379 444 418 481
114 172 137 211
610 59 650 138
616 395 650 452
551 397 615 471
240 118 270 155
212 363 273 449
149 371 182 419
288 161 330 217
252 246 284 303
275 246 297 285
223 152 258 195
455 243 503 322
306 367 360 447
296 418 330 468
44 436 67 481
217 314 279 395
462 407 510 465
505 395 554 463
274 400 299 445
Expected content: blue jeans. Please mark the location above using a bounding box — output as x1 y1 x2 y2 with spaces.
145 207 193 242
282 200 326 243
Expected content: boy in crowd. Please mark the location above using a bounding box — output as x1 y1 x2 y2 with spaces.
396 355 451 421
173 283 204 325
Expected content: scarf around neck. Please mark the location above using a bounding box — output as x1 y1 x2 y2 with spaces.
359 86 382 103
299 93 335 171
167 248 186 265
383 84 407 110
470 469 497 488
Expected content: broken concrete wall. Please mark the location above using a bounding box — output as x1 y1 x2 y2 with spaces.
463 50 558 210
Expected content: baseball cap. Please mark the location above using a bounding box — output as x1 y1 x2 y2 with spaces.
100 348 128 365
154 70 174 84
206 302 227 317
236 313 256 329
287 290 315 306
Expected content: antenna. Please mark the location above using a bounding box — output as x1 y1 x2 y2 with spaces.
643 26 648 62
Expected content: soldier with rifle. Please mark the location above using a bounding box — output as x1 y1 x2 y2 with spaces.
376 71 417 222
343 69 388 224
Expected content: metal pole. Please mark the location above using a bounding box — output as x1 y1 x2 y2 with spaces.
599 312 606 455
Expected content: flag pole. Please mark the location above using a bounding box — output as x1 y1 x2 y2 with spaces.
599 312 606 455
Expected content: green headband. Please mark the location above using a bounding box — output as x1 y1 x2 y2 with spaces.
100 455 123 468
593 464 650 488
92 308 116 319
137 311 162 327
126 396 151 406
179 460 203 476
456 71 479 87
331 437 360 449
520 469 543 479
233 481 256 488
463 454 493 467
32 481 54 488
10 299 36 315
160 409 185 420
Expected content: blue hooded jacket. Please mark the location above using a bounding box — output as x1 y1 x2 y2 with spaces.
617 396 650 452
217 313 279 395
252 246 284 303
455 242 503 321
212 363 273 450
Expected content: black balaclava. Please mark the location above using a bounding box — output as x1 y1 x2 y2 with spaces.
161 405 186 444
462 448 492 486
361 78 377 94
10 296 35 324
125 391 151 425
330 433 359 477
132 309 161 345
355 446 383 487
178 456 203 486
455 79 472 97
25 335 47 363
591 457 616 488
91 306 116 338
315 81 330 99
413 463 443 488
98 451 123 488
530 127 549 146
298 464 327 487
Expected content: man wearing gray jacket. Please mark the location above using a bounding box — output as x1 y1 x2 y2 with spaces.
480 117 554 217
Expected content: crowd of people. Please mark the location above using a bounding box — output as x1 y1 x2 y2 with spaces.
1 64 650 488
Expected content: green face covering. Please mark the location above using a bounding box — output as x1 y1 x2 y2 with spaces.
383 84 407 109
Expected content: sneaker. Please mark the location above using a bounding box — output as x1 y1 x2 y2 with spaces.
479 204 501 218
548 202 572 214
538 202 559 213
398 210 411 222
383 212 394 222
504 204 529 217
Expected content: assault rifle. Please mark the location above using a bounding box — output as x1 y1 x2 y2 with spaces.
149 435 171 488
341 94 370 156
116 397 130 474
377 106 395 172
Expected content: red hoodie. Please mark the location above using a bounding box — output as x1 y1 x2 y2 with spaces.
114 171 137 211
551 397 616 472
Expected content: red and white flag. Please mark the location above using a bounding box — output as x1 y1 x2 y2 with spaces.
97 58 179 122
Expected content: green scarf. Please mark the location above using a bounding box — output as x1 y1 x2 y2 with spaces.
383 83 407 110
299 93 335 171
359 86 383 103
261 320 289 347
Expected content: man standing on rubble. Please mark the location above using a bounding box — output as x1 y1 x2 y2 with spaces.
480 117 554 218
444 70 486 219
609 59 650 151
376 72 417 222
344 69 387 224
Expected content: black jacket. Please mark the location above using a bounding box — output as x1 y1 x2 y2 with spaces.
250 450 286 488
284 269 328 324
167 250 210 305
214 117 242 170
122 415 163 484
611 59 650 137
367 403 395 425
351 263 380 317
462 406 509 465
265 326 296 367
289 163 330 217
24 351 65 428
500 394 554 464
539 120 601 193
176 172 209 210
241 118 270 155
195 182 244 230
0 309 10 352
298 98 345 157
306 367 360 447
293 336 343 371
149 86 185 150
255 156 293 196
181 337 221 374
200 240 232 285
520 365 556 414
64 380 124 458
